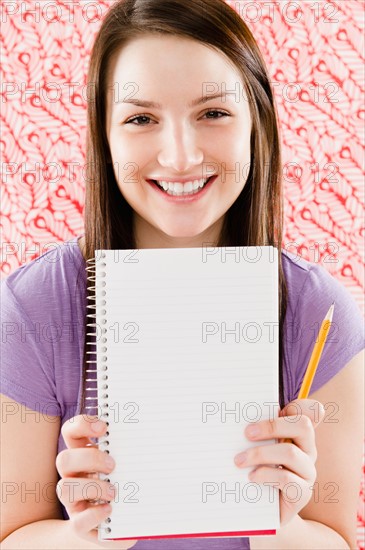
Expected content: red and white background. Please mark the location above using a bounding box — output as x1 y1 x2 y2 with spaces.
1 0 364 546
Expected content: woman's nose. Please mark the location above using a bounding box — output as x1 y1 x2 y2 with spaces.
157 123 203 172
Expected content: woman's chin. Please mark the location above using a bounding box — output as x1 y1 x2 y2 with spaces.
158 224 210 239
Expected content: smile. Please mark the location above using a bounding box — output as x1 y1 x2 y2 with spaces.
147 176 217 201
154 177 210 196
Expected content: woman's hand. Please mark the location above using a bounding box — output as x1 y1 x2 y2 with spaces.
56 414 137 548
234 399 325 527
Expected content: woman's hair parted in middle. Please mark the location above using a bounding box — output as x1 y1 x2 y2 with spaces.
81 0 288 411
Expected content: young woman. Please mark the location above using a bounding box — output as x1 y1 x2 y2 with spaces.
1 0 364 548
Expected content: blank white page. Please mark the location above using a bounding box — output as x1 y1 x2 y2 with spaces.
94 246 280 541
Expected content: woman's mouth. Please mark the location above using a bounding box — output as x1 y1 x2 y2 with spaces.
146 176 217 201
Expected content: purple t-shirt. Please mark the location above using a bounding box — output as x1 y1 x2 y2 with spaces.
1 235 364 550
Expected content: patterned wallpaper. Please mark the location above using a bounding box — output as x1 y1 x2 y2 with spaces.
1 0 364 546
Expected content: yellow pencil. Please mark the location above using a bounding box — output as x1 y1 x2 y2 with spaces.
282 302 335 444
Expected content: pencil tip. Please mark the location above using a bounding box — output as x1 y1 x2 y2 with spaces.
327 302 335 322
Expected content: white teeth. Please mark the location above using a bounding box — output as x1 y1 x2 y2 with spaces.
155 178 210 196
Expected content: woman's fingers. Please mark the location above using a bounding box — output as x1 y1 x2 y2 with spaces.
243 413 316 459
55 414 136 548
232 399 325 528
248 466 313 526
61 414 108 449
69 501 111 541
56 476 117 511
56 447 115 478
235 442 317 481
279 399 325 430
69 502 137 548
249 464 312 498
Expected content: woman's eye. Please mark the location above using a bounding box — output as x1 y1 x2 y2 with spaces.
125 115 153 126
124 109 229 126
203 109 229 119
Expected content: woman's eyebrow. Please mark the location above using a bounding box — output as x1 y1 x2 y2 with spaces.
114 91 236 109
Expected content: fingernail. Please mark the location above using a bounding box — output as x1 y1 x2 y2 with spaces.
248 468 257 480
91 420 103 432
105 455 115 469
234 452 247 466
246 424 260 437
107 484 116 497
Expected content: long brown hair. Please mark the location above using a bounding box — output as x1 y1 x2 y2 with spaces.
81 0 288 413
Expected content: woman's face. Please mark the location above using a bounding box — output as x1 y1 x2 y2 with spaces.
105 34 252 247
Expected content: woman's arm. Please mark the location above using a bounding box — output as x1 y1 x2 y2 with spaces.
0 396 87 550
0 395 135 549
1 519 111 549
249 348 364 549
0 394 63 542
250 513 351 549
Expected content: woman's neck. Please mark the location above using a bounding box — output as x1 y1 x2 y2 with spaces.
77 215 224 258
133 214 224 249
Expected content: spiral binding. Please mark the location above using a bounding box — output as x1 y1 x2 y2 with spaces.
85 253 112 536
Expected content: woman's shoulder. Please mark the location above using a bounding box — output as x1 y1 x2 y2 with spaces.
280 249 364 400
1 237 85 294
281 248 336 294
0 236 87 415
1 235 86 312
281 248 363 319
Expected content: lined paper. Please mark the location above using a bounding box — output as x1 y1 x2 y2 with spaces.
95 246 280 541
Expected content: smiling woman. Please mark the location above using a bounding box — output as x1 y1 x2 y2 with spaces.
104 34 252 242
1 0 364 549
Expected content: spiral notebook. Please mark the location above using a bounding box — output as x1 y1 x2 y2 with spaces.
85 246 280 542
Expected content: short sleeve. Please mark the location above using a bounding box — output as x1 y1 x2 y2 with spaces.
0 281 61 416
289 264 365 399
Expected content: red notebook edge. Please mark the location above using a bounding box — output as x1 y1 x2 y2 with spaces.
105 529 276 541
